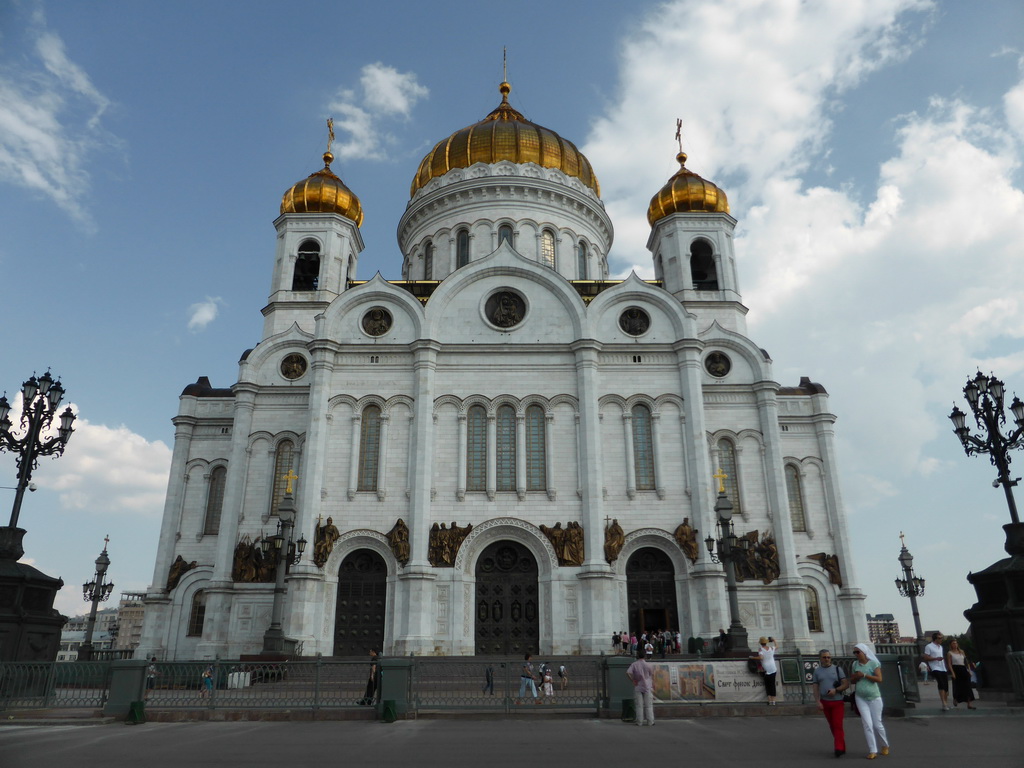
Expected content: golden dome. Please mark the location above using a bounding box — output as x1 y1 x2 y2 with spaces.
647 152 729 225
411 82 600 198
281 152 364 226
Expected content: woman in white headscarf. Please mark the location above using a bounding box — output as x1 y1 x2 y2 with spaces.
850 643 889 759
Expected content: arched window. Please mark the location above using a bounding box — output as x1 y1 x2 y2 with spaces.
541 230 556 269
806 587 823 632
456 229 470 269
525 405 546 491
358 405 382 492
498 224 513 245
632 404 656 491
202 465 227 535
577 242 588 279
187 590 206 637
292 239 321 290
690 239 718 290
716 438 741 512
270 439 295 514
466 405 487 491
424 241 434 280
785 464 807 532
496 405 516 492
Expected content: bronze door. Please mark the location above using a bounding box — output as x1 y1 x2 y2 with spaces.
626 547 679 635
475 541 539 655
333 549 387 656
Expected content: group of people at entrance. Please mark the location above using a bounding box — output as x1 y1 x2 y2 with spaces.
614 629 679 657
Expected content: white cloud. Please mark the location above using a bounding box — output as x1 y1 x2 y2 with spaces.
327 63 429 161
0 13 115 226
187 296 223 332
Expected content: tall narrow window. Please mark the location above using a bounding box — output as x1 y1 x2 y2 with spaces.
456 229 470 269
424 241 434 280
358 405 382 492
187 590 206 636
496 405 516 491
785 464 807 532
540 230 556 269
690 239 718 290
525 405 546 491
466 405 487 491
577 242 588 279
806 587 823 632
292 239 321 290
716 438 741 512
203 465 227 535
632 404 656 491
498 224 513 245
270 439 295 514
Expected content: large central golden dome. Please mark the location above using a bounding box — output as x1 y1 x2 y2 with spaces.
411 82 600 198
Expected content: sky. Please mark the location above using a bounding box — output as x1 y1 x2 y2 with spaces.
1 0 1023 642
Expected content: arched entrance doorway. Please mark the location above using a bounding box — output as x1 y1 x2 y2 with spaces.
475 540 539 655
333 549 387 656
626 547 679 636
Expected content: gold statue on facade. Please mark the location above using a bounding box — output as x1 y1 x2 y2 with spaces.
808 552 843 587
386 518 410 566
604 518 625 563
313 515 340 568
428 521 472 567
540 521 585 566
673 517 699 564
734 529 781 585
231 534 275 583
166 554 197 591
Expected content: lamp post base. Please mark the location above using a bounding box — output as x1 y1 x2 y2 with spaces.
260 629 298 659
0 526 67 662
726 625 751 656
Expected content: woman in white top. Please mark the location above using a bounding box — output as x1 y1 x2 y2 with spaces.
758 636 778 705
945 639 976 709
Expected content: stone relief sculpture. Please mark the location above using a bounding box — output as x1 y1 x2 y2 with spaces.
540 521 584 566
313 516 340 568
231 534 275 583
166 554 197 591
734 529 781 585
673 517 700 564
385 518 410 566
428 521 473 567
604 518 625 563
808 552 843 587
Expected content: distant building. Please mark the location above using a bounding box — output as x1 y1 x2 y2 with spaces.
866 613 900 644
58 607 118 661
115 592 147 652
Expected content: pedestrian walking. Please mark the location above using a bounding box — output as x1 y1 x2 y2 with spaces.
558 663 569 690
946 639 976 709
626 648 655 726
359 649 379 705
200 665 213 699
482 664 495 695
146 657 158 700
811 648 849 757
851 643 889 759
923 631 950 710
518 654 539 703
542 666 555 702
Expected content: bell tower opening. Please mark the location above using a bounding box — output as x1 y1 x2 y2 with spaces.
292 239 321 290
690 239 718 290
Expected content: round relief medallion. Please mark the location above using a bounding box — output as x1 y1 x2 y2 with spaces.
362 307 393 336
485 290 526 329
619 307 651 336
280 353 308 380
705 351 731 378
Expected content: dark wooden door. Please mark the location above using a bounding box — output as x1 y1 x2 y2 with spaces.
474 541 539 655
333 549 387 656
626 547 679 636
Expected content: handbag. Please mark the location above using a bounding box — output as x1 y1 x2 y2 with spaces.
836 666 855 704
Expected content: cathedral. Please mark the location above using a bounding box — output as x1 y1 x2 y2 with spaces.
138 82 868 660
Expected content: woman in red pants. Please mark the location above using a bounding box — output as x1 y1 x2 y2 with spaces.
811 649 850 757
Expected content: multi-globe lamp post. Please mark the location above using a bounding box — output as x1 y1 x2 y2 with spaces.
894 532 925 646
260 470 307 657
703 469 752 655
79 537 115 661
948 370 1024 688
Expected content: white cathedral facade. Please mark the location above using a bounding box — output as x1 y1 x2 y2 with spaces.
138 83 868 660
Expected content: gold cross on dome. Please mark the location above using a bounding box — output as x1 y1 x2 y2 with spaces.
326 118 335 154
675 118 683 153
283 469 299 495
712 468 728 494
899 531 906 546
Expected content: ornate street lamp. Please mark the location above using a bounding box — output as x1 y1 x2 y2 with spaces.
0 371 75 532
260 470 307 657
894 532 925 646
79 536 115 661
703 469 752 655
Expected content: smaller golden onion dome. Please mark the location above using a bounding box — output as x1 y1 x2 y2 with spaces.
281 151 364 226
411 82 600 198
647 152 729 226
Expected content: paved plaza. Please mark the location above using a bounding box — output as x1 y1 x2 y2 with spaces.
2 710 1022 768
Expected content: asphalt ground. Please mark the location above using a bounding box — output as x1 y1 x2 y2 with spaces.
1 712 1022 768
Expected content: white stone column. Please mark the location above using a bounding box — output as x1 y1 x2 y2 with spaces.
515 413 526 500
622 411 636 500
377 413 390 501
347 413 361 501
456 413 467 501
652 411 666 500
545 412 556 501
486 413 496 501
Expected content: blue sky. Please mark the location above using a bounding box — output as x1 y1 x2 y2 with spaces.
2 0 1023 642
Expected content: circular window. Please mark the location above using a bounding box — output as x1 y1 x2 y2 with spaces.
619 307 651 336
362 307 393 336
485 290 526 329
280 353 308 380
705 351 731 378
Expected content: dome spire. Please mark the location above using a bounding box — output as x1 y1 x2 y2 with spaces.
324 117 335 168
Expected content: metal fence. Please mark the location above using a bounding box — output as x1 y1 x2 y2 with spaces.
411 657 604 714
0 661 111 710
